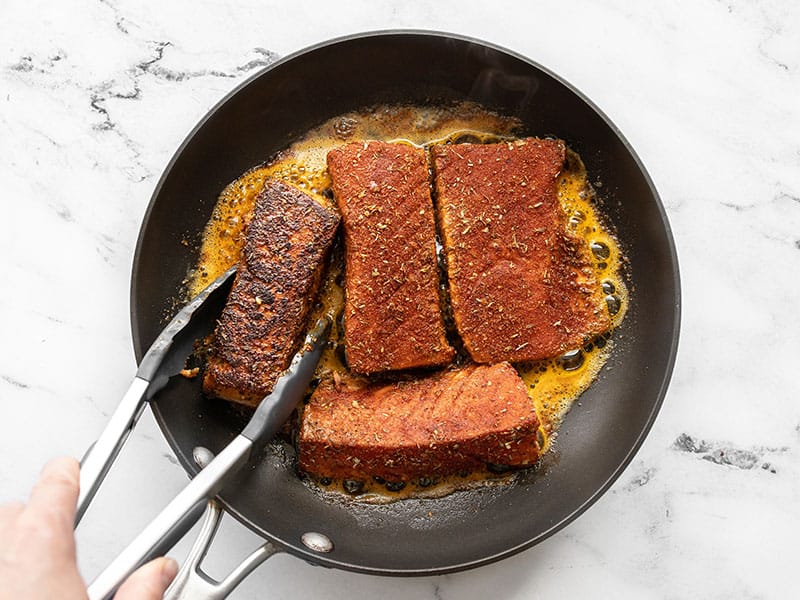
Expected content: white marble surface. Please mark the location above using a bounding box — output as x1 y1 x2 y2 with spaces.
2 1 799 598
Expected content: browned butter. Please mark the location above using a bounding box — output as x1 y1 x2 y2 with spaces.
187 102 627 503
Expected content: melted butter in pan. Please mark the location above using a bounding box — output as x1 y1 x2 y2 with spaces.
187 102 627 501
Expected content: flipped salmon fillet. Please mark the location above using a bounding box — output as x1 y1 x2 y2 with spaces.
298 362 540 481
431 138 611 363
203 180 340 407
327 141 454 374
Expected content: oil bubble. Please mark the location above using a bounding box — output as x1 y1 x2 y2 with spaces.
605 294 622 316
343 480 364 495
452 133 481 144
487 463 512 474
558 349 584 371
569 211 585 227
591 241 610 260
334 117 357 140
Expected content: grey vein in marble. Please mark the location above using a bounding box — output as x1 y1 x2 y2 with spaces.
7 38 280 183
673 433 787 472
1 374 31 390
623 466 657 491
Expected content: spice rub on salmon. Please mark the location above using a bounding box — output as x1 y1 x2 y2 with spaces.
431 138 611 363
327 141 454 374
202 180 340 407
298 362 540 482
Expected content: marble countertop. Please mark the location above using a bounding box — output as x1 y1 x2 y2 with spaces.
2 1 798 598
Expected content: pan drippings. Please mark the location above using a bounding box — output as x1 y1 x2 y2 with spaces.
187 102 627 502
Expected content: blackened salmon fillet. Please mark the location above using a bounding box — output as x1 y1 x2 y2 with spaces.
431 138 611 363
298 362 540 482
327 141 454 374
203 179 340 407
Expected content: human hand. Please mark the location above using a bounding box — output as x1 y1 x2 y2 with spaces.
0 456 178 600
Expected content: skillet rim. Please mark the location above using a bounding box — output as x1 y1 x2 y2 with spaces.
130 29 681 575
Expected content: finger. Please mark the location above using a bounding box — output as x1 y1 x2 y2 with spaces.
0 501 25 530
113 557 179 600
0 502 25 524
26 456 80 529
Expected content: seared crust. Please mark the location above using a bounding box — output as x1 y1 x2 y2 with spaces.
327 141 454 374
432 138 611 363
298 363 540 481
203 180 340 407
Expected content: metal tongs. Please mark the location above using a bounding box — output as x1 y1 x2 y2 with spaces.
75 268 330 600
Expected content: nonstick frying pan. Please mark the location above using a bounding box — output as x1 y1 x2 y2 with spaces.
131 31 680 578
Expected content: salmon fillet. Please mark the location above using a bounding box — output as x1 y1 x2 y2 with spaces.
203 179 340 407
431 138 611 363
327 141 454 374
298 362 540 482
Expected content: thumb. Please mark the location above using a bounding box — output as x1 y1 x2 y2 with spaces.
113 557 178 600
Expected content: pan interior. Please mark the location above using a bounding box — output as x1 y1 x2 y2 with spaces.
132 32 679 574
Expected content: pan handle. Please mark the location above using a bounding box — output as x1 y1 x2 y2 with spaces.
164 500 281 600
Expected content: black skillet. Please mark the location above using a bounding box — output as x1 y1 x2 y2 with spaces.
131 31 680 576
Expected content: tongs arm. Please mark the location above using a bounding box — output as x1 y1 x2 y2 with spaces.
75 267 236 527
76 377 150 525
87 435 253 600
86 317 330 600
